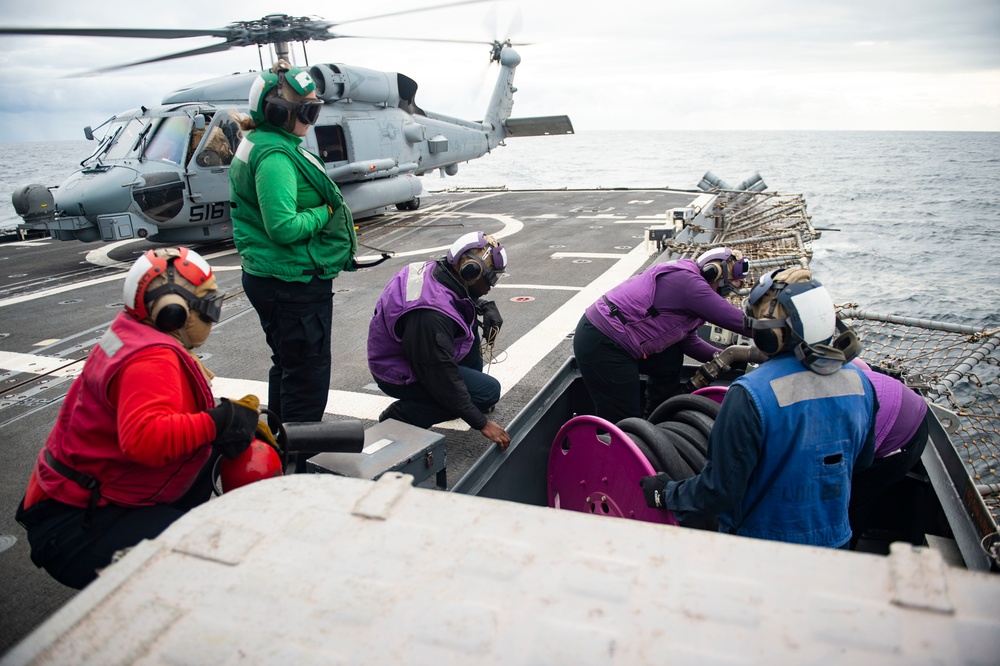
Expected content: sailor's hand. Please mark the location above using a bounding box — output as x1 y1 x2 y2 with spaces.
640 473 672 509
477 299 503 342
480 421 511 451
208 397 260 459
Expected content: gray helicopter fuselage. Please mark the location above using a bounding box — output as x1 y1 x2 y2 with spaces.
12 47 570 244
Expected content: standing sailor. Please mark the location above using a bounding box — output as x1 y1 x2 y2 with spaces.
229 61 357 471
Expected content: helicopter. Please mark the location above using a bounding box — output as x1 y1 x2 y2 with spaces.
4 7 573 244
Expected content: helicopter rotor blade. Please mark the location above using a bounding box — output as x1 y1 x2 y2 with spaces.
328 0 493 29
67 42 236 77
1 2 532 75
335 34 531 47
0 26 231 40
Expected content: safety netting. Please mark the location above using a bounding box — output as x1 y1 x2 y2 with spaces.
664 188 1000 537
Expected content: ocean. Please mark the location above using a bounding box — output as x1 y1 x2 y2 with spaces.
2 131 997 327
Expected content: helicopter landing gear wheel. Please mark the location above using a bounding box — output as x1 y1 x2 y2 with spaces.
547 415 679 525
395 198 420 212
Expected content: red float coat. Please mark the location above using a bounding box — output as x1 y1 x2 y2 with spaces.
24 313 217 509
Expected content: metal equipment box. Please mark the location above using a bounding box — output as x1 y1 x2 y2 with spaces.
306 418 447 489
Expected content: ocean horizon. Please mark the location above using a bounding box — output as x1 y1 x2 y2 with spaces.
3 129 998 327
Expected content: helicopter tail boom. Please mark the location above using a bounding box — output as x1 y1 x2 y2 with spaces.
481 47 521 144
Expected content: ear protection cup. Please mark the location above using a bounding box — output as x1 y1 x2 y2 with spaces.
751 326 784 356
700 261 722 282
150 293 189 332
458 253 488 284
264 101 290 129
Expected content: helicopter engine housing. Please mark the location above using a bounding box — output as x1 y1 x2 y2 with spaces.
309 64 400 106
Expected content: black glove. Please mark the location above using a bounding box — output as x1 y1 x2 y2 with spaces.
640 473 671 509
207 398 260 459
477 299 503 342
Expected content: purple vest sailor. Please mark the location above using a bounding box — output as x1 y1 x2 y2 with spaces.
368 261 477 385
851 359 928 457
585 260 748 361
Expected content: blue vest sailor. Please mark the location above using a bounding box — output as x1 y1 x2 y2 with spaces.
641 267 878 548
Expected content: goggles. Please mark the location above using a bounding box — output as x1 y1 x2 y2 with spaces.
482 244 507 286
794 342 848 376
268 96 324 125
732 256 750 280
145 285 226 324
190 289 226 323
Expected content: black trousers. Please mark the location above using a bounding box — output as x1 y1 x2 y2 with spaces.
16 457 216 590
377 334 500 429
242 272 333 424
848 417 930 548
573 315 684 424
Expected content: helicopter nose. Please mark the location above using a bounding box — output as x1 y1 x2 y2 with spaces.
54 165 140 219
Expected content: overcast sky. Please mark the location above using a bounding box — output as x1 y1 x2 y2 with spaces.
0 0 997 142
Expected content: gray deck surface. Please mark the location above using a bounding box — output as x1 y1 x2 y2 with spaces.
0 187 701 655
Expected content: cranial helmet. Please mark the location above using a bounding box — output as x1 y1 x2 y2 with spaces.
219 438 283 492
123 247 224 333
446 231 508 286
696 247 749 296
742 267 859 374
248 60 323 132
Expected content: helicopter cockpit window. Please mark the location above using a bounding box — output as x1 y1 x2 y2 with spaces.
315 125 347 164
190 112 241 168
132 171 185 223
104 119 150 161
143 116 192 166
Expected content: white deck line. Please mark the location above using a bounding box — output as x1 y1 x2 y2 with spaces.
0 229 649 425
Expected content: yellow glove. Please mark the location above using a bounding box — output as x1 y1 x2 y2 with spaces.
231 394 260 412
228 395 279 452
255 421 279 452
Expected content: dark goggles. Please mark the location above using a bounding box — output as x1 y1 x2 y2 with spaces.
794 342 847 375
732 256 750 280
484 244 508 286
268 96 324 125
189 290 226 323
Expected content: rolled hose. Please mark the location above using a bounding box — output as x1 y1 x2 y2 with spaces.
646 393 720 426
618 418 697 479
617 394 722 531
618 394 720 480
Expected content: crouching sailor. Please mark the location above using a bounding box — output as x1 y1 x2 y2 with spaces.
368 232 511 450
16 248 267 589
640 268 878 549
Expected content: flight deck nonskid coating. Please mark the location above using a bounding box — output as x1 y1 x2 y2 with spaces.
1 186 998 662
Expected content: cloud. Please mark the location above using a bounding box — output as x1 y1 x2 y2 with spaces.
0 0 997 142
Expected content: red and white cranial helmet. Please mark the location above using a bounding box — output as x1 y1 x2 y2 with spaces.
122 247 218 330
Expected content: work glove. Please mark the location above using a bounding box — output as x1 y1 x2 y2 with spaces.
476 299 503 343
229 394 279 453
208 395 261 459
639 473 672 509
255 420 279 454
